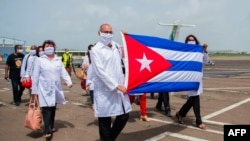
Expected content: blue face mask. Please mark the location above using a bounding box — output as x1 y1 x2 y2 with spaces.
187 41 196 45
29 50 36 55
17 49 23 53
44 47 54 55
39 51 44 57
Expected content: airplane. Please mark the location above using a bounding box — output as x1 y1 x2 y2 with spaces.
158 21 196 41
159 21 215 66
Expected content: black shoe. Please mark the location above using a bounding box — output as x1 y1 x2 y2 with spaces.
176 112 184 124
51 128 57 132
155 105 163 111
165 107 172 117
15 102 20 106
45 133 52 140
165 110 172 117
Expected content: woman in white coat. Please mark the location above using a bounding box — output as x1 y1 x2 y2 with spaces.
31 40 73 139
176 35 208 130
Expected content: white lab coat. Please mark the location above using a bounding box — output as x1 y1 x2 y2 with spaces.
20 54 36 77
187 52 208 97
31 55 72 107
86 63 94 90
90 41 132 117
82 55 89 70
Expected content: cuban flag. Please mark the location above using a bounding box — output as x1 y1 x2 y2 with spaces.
121 33 204 94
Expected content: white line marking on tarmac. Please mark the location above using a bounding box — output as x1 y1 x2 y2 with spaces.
203 97 250 120
203 119 232 126
3 88 10 90
145 131 208 141
150 118 223 134
0 101 6 106
72 102 84 106
204 68 250 71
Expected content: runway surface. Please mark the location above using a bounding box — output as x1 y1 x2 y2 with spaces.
0 58 249 141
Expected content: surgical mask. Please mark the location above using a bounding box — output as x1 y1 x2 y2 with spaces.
39 51 44 57
99 32 113 46
17 49 23 53
44 47 54 55
29 50 36 55
187 41 196 45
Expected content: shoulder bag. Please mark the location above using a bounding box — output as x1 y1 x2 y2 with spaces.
24 95 42 131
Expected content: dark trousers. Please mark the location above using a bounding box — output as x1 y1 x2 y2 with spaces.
98 113 129 141
150 92 154 99
89 90 94 104
65 66 71 76
10 79 25 104
42 106 56 134
178 95 202 125
156 92 171 113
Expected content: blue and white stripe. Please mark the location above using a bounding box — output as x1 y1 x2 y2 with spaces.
124 34 204 93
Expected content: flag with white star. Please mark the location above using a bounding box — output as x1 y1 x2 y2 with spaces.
121 33 204 94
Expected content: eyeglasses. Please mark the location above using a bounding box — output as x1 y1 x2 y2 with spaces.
101 31 113 34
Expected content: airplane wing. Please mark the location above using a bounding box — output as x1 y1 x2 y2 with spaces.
159 22 196 27
158 22 177 26
179 24 196 27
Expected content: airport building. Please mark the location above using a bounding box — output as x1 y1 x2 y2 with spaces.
0 37 87 62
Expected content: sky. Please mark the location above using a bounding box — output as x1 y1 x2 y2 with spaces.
0 0 249 52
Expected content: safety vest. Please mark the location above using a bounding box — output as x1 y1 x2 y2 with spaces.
62 53 72 67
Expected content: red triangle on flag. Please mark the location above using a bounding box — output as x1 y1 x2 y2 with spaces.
124 34 172 92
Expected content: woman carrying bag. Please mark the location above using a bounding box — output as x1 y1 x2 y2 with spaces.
31 40 73 139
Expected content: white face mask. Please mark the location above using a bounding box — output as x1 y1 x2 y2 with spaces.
44 47 54 55
99 32 113 46
187 41 196 45
39 51 44 57
17 49 23 53
29 50 36 55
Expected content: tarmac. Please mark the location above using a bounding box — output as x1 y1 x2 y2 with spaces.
0 58 250 141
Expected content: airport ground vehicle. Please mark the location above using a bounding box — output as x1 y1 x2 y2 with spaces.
72 58 83 68
206 60 215 66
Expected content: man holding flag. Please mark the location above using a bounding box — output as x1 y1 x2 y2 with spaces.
90 23 132 141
